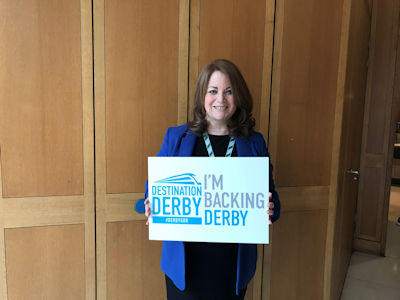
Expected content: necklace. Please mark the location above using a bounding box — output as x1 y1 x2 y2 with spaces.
202 132 235 157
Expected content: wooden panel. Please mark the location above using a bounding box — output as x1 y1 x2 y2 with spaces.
0 0 83 197
80 1 96 298
268 1 345 299
325 0 372 298
95 1 189 299
365 0 396 154
392 158 400 178
106 221 165 299
199 0 265 130
244 279 255 300
5 225 85 300
3 196 84 228
189 0 272 134
0 158 5 298
105 0 180 193
353 237 381 254
277 186 330 212
383 0 400 256
105 193 145 222
355 0 400 248
358 167 382 238
272 0 344 187
270 210 328 300
0 1 95 299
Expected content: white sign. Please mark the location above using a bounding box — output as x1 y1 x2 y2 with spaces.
148 157 270 244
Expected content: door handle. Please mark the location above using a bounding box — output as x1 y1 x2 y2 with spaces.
346 169 359 180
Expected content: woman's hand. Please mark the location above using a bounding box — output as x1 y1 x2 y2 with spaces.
267 192 274 225
144 198 151 225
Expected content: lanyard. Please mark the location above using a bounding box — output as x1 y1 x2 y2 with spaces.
203 132 236 157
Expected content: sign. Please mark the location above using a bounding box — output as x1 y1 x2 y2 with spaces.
148 157 270 244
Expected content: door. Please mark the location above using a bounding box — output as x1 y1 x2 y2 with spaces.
326 0 372 298
268 0 347 299
94 0 189 298
0 0 95 299
354 0 400 255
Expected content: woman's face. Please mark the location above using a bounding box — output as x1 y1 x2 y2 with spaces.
204 71 237 126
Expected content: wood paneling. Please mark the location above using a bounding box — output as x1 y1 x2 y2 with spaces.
365 1 396 155
0 160 5 298
105 193 144 222
0 1 95 299
383 0 400 256
189 0 274 136
325 0 372 298
106 221 165 299
270 211 328 300
198 0 266 130
268 0 346 299
355 0 400 250
1 1 374 299
80 1 96 296
359 167 382 237
0 0 83 197
272 0 344 187
2 196 84 228
95 1 189 298
277 186 330 212
5 225 85 300
353 237 381 253
105 0 180 193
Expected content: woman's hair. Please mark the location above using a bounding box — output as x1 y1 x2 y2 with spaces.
188 59 255 138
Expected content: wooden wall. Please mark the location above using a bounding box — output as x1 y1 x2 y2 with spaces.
268 0 345 299
94 0 276 298
94 0 187 298
189 0 275 137
354 0 400 254
0 0 276 298
326 0 372 298
0 0 95 299
0 0 382 299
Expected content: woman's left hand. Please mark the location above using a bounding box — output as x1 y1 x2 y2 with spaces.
267 192 274 224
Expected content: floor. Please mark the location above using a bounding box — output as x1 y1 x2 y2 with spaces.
340 186 400 300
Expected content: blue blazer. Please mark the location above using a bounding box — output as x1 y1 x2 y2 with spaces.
144 124 280 294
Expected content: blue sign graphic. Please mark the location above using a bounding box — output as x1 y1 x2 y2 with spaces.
155 173 201 185
152 173 202 225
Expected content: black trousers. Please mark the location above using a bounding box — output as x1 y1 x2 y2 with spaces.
165 275 247 300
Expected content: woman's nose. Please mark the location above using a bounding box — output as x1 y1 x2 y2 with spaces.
217 91 225 101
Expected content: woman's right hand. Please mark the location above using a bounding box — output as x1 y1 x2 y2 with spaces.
144 198 151 225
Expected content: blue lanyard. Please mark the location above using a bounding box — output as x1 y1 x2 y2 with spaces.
203 132 236 157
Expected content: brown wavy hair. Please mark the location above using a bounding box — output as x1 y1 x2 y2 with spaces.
188 59 255 138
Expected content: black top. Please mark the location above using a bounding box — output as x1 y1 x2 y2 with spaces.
192 134 238 157
165 135 245 299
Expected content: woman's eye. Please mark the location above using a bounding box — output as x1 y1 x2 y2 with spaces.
208 90 217 95
225 89 232 95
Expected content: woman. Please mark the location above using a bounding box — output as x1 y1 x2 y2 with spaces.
144 59 280 299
